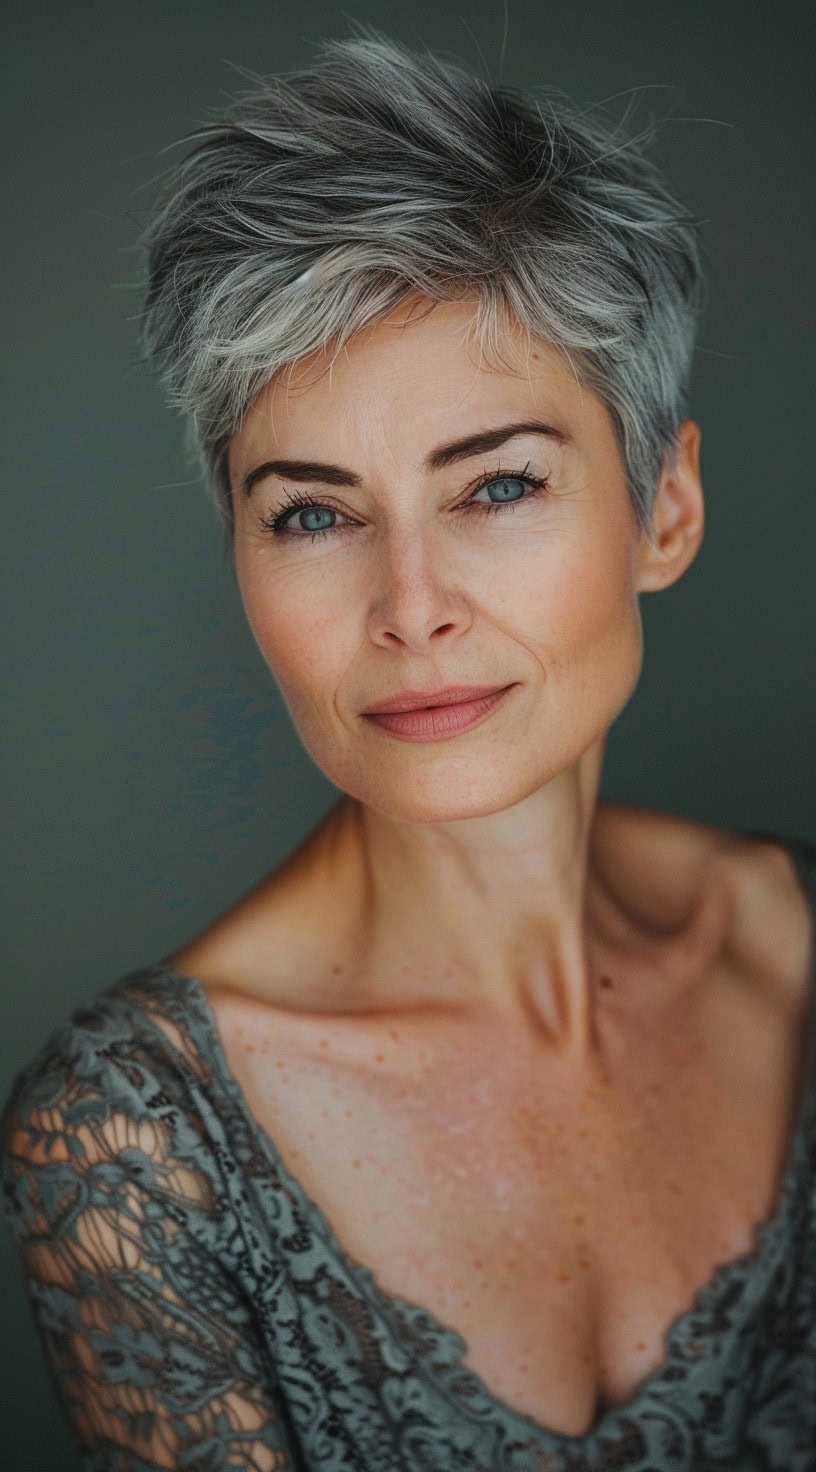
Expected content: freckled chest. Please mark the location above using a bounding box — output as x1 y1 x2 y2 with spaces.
219 989 794 1436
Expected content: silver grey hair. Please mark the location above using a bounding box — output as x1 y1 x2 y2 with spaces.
139 27 705 557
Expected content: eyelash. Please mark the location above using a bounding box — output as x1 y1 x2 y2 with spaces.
256 462 552 543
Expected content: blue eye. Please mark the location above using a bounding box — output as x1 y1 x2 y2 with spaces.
258 463 551 542
468 471 550 514
257 491 342 540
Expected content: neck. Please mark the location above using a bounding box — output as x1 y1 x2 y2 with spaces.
299 769 705 1059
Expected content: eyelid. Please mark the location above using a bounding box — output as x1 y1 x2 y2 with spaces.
276 465 542 512
259 461 551 537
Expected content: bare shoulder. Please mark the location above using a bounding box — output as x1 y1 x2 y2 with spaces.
167 800 813 1027
716 826 814 1010
598 801 813 1010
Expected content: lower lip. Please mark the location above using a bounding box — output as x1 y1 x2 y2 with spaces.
363 685 515 742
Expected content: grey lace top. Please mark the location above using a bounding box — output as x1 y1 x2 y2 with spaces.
2 828 815 1472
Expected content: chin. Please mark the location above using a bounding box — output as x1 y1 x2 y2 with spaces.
318 758 579 828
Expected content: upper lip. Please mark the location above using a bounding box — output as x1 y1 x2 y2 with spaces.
362 683 511 714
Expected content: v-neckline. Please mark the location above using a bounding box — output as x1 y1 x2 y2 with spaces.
133 830 816 1450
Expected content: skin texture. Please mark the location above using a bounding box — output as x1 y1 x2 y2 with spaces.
166 293 814 1435
228 290 705 1057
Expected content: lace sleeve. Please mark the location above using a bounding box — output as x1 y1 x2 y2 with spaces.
0 998 296 1472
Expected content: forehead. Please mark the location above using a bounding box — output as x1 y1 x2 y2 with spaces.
231 292 603 463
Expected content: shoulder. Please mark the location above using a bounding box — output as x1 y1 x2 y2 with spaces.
0 975 295 1472
0 971 220 1214
599 802 814 1009
717 828 815 1010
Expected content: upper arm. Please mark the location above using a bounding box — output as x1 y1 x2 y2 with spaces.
0 1010 296 1471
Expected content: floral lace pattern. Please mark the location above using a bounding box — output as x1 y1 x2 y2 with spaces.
2 832 815 1471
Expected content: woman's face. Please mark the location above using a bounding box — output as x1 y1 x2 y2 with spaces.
228 293 700 823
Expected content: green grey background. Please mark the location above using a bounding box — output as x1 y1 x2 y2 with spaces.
2 1 814 1466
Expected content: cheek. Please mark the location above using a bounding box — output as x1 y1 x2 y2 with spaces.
238 567 350 704
564 563 632 654
517 531 643 729
517 528 636 664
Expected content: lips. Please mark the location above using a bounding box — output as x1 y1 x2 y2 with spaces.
362 684 511 715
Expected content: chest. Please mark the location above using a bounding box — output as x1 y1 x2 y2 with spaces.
214 989 801 1440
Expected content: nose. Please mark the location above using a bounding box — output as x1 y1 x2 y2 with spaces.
365 533 473 651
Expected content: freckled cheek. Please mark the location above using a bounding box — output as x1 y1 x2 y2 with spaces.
521 542 634 658
241 580 351 698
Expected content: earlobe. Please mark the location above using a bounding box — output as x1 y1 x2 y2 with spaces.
636 420 704 593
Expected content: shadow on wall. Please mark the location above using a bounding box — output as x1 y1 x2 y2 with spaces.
0 1232 83 1470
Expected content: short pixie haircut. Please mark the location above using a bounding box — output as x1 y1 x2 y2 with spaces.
140 27 705 557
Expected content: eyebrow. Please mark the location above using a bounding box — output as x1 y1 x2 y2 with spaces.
240 418 572 497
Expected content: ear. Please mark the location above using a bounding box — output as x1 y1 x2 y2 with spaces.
635 420 705 592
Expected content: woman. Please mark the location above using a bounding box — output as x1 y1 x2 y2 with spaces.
2 29 814 1472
